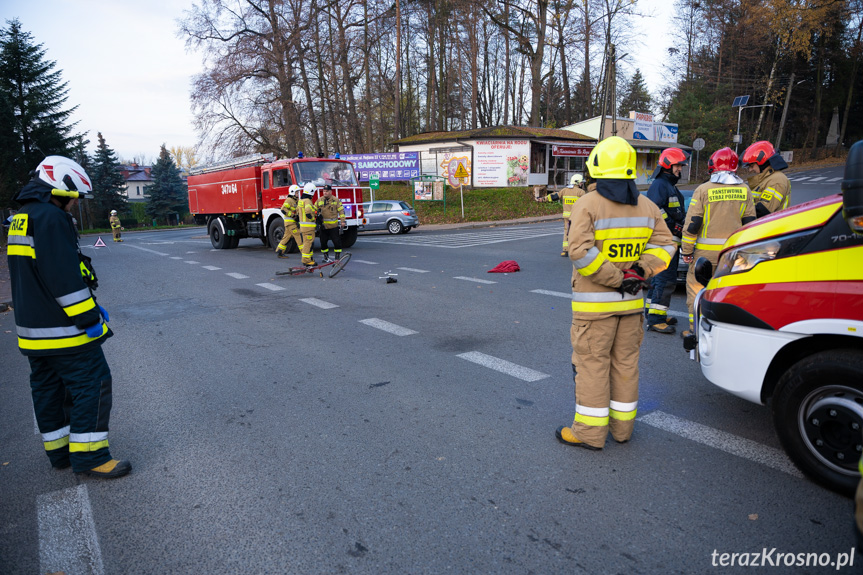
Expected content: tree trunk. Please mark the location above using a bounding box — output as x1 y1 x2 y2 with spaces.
754 50 777 141
503 2 510 125
839 14 863 153
558 0 572 124
395 0 402 141
469 5 479 130
314 21 330 154
296 36 322 157
363 2 373 148
527 0 549 126
335 14 363 153
583 0 592 118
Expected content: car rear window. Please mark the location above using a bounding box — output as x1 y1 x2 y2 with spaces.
398 202 411 210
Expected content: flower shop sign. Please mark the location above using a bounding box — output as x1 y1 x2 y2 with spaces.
473 139 531 187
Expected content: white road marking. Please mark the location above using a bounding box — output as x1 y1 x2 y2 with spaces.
124 245 169 256
363 226 561 248
667 310 688 319
807 176 827 182
788 176 810 181
301 298 339 309
256 283 285 291
170 257 183 260
639 410 804 478
202 266 221 271
37 485 105 575
397 267 430 273
353 259 379 265
826 177 842 182
226 273 249 279
456 351 549 382
531 289 571 298
359 318 418 336
454 276 497 284
184 261 200 264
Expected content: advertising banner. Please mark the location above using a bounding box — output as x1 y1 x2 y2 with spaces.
632 112 655 140
472 140 530 187
338 152 420 181
655 124 679 143
551 144 593 157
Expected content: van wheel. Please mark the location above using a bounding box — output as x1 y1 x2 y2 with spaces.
772 349 863 496
387 220 403 234
210 221 229 249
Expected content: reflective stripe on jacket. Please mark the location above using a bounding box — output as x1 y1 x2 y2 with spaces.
748 168 791 214
298 198 317 230
314 196 345 228
681 181 756 257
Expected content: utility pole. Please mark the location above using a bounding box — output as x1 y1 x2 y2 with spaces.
775 72 795 151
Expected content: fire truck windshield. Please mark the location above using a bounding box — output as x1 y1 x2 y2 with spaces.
295 161 358 187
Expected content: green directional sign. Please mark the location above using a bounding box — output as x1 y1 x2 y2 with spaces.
370 174 380 189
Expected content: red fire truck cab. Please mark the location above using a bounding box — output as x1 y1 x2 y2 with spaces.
188 155 366 250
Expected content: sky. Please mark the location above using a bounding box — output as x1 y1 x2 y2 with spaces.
1 0 675 163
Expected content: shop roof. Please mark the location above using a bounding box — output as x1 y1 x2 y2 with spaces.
392 125 594 146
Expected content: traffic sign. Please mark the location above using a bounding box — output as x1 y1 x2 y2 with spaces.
370 174 380 189
454 162 469 179
692 138 705 151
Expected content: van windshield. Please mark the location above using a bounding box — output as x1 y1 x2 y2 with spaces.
294 161 358 187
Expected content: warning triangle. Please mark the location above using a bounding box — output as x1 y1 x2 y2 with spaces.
94 237 107 247
454 163 469 178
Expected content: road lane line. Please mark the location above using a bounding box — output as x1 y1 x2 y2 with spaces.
225 273 249 279
170 257 182 260
456 351 549 382
202 266 221 271
353 259 379 265
454 276 497 284
359 318 418 336
184 261 200 264
124 245 169 256
826 177 842 182
256 283 285 291
37 484 105 575
531 289 571 298
301 298 339 309
638 410 804 478
788 176 810 181
807 176 827 182
397 267 430 273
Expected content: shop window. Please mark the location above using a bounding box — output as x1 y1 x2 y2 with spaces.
530 143 546 173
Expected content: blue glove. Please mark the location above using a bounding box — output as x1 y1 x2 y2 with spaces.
98 304 109 323
84 321 103 338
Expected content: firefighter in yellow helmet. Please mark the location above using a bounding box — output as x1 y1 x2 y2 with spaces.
556 137 676 449
275 184 303 258
298 182 318 266
109 210 123 242
542 173 587 256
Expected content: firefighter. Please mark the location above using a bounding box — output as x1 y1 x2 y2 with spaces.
741 140 791 218
299 182 318 266
556 137 676 449
542 173 587 256
7 156 130 478
108 210 123 242
644 148 689 334
275 184 303 258
680 147 756 338
314 185 346 262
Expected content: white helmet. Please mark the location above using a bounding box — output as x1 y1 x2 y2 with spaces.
36 156 92 193
570 173 584 186
302 182 315 197
110 210 117 215
288 184 301 197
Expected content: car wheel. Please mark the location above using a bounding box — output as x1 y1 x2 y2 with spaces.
387 219 403 234
772 349 863 495
401 226 412 234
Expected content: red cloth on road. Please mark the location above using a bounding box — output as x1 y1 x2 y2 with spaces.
488 260 520 273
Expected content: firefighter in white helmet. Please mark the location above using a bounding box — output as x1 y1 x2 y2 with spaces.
540 173 587 256
275 184 303 258
108 209 123 242
556 137 676 450
298 182 318 266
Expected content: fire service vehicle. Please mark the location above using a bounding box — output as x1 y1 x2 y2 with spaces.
188 154 367 251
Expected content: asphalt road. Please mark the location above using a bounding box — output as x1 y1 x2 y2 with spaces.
0 166 857 574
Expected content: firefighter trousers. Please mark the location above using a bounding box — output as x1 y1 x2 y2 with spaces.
112 227 121 241
646 245 679 325
300 230 316 264
562 218 571 252
569 313 643 447
29 346 114 472
685 249 720 330
277 220 302 253
319 226 342 257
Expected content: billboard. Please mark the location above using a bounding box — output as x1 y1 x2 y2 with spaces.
631 112 655 140
472 139 530 187
337 152 420 181
655 124 679 143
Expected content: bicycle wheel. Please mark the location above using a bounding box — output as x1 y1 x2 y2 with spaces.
328 252 352 278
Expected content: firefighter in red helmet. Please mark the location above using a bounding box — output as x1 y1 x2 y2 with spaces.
680 147 756 341
741 140 791 218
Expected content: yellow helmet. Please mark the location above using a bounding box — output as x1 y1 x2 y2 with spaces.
587 136 636 180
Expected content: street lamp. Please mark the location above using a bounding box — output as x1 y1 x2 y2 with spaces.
732 96 773 153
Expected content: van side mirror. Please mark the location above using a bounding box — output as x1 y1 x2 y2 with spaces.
694 257 713 286
841 140 863 233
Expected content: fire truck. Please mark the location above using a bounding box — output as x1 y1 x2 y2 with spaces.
188 155 366 251
688 141 863 495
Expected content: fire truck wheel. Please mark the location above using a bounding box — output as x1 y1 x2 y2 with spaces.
772 349 863 496
210 221 229 249
341 227 358 248
227 235 240 249
267 218 289 251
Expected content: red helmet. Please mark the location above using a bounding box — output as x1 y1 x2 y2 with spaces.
708 147 738 174
741 140 775 167
657 148 689 170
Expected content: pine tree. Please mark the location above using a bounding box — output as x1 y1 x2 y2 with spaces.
618 69 654 117
90 132 128 218
0 19 79 207
145 145 187 224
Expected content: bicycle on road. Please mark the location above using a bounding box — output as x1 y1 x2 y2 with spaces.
275 252 352 278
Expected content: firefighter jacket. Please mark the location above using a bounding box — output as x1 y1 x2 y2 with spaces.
646 171 686 241
568 180 676 321
546 185 586 218
280 197 299 222
298 197 317 232
109 215 121 229
7 179 111 356
314 196 345 229
681 174 756 257
747 167 791 218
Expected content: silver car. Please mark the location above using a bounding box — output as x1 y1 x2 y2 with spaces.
360 201 420 234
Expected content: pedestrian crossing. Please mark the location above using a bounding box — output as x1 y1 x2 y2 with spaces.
786 175 842 183
361 225 561 248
